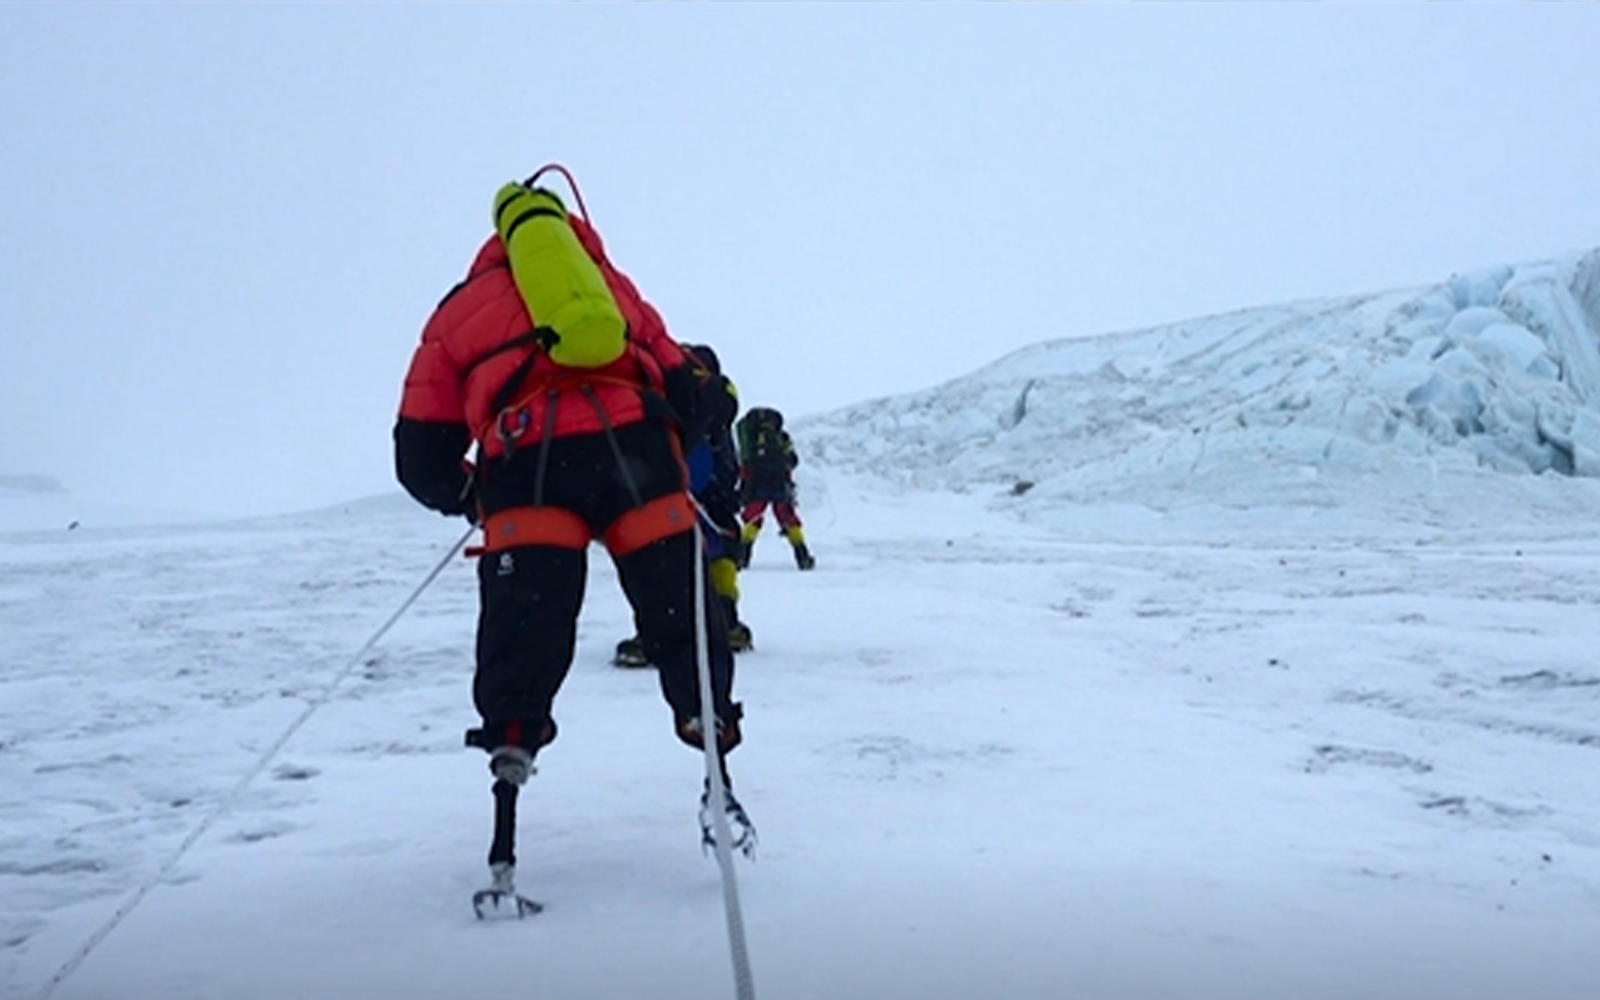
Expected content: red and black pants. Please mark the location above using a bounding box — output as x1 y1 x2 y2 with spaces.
470 421 739 755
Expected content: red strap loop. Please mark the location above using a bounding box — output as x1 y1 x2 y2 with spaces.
603 492 695 556
474 505 591 554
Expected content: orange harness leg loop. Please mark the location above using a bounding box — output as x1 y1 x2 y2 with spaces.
473 505 592 555
603 492 695 557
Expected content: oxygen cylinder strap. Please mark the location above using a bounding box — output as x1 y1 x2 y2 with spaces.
499 204 566 243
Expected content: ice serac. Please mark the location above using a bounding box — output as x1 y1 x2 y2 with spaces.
800 247 1600 510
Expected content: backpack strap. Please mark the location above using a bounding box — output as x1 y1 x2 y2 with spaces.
460 328 541 382
485 329 559 418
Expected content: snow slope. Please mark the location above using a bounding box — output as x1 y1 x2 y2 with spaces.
5 251 1600 1000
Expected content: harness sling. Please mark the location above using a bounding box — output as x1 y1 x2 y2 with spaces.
470 378 696 558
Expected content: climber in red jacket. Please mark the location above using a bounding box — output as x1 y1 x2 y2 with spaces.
393 172 748 857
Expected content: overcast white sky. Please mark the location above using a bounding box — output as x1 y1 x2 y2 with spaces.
3 3 1599 518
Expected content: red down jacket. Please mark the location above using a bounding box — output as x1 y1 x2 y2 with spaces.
394 215 696 516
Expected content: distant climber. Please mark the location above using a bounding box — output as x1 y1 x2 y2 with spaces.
736 406 814 571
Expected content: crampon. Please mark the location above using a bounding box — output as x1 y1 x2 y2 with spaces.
699 785 758 859
472 861 543 919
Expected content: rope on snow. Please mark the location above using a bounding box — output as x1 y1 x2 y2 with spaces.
33 523 476 1000
691 519 758 1000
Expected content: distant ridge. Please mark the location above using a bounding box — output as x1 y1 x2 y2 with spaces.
0 473 67 495
0 475 221 533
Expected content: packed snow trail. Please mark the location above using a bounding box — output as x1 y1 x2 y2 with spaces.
5 475 1600 999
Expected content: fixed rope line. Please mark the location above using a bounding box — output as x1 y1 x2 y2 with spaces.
34 523 476 1000
692 520 758 1000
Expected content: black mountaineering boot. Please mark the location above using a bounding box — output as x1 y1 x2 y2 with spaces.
613 635 650 667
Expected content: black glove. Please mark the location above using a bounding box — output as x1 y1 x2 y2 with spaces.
394 418 477 520
442 477 479 525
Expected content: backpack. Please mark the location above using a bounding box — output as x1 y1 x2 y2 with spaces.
737 407 789 476
493 164 627 369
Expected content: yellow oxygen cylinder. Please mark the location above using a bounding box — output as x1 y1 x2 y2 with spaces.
493 182 627 368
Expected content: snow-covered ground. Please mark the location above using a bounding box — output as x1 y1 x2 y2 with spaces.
5 250 1600 1000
